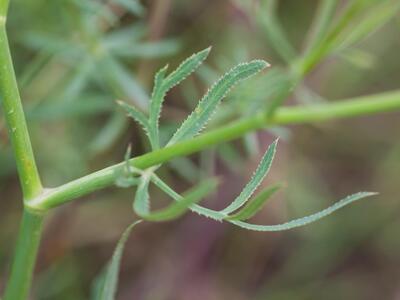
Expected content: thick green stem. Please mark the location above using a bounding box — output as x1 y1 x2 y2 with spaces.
0 17 42 200
27 89 400 211
3 210 45 300
1 3 45 299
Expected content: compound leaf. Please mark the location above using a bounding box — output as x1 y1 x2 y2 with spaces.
148 48 211 149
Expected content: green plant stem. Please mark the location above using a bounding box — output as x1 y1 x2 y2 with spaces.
0 16 43 201
3 210 46 300
27 89 400 211
1 3 45 299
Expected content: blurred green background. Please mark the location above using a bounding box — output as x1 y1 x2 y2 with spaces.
1 0 400 299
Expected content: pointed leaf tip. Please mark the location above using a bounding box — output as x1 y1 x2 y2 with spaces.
229 191 377 232
220 139 278 215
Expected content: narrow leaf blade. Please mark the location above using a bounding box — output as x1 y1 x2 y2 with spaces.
220 139 278 215
163 47 211 90
92 221 141 300
168 59 269 145
143 179 218 222
148 48 211 149
133 175 151 216
150 174 226 221
226 183 282 221
118 100 149 132
148 65 169 149
229 192 377 231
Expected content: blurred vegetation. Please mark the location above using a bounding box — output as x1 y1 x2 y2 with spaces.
1 0 400 299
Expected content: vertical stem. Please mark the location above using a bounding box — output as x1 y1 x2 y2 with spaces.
1 2 46 299
3 211 46 300
0 9 43 201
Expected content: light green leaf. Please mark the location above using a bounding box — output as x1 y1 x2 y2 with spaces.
226 184 282 221
229 192 377 231
148 48 211 149
133 174 151 216
163 47 211 91
118 100 150 136
142 179 218 222
220 139 278 215
336 0 400 51
168 59 269 145
148 65 169 149
92 221 141 300
150 174 226 221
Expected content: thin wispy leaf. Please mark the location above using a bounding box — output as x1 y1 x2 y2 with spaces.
91 221 141 300
229 192 377 231
141 179 218 222
221 139 278 215
226 184 282 221
168 59 269 145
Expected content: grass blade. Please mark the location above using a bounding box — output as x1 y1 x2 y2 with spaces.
168 59 269 145
92 221 141 300
141 179 218 222
220 139 278 215
226 184 282 221
229 192 377 231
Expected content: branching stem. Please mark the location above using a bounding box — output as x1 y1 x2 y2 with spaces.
26 89 400 211
1 3 45 299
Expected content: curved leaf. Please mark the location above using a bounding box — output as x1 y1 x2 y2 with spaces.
221 139 278 214
226 183 282 221
168 59 269 145
229 192 377 231
142 179 218 222
92 221 141 300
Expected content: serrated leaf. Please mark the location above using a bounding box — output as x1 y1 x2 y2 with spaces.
220 139 278 215
133 174 151 216
148 48 211 149
163 47 211 91
150 174 226 221
141 179 218 222
118 100 150 136
226 183 282 221
229 192 377 231
148 65 169 149
168 59 269 145
91 221 141 300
